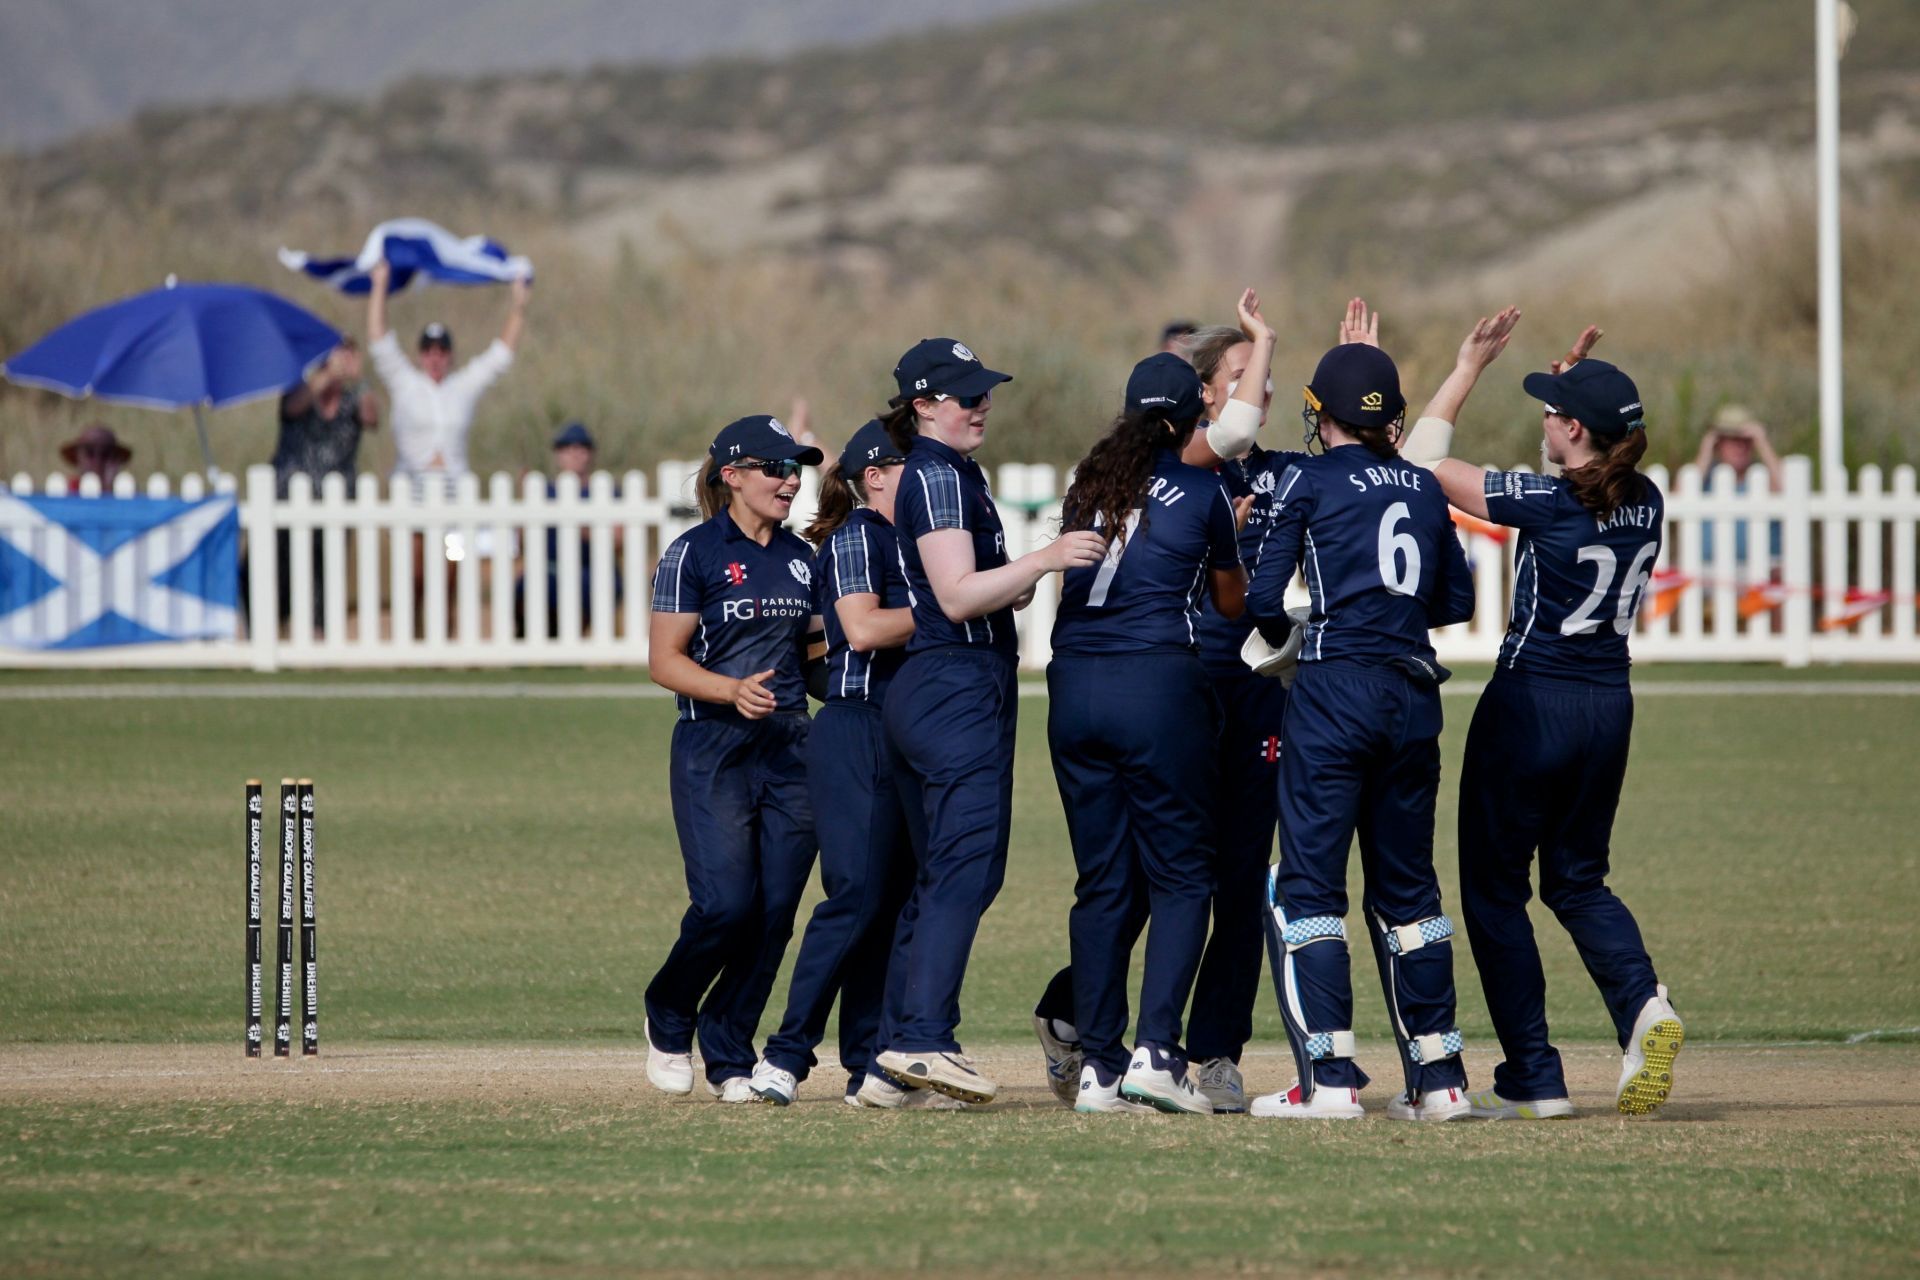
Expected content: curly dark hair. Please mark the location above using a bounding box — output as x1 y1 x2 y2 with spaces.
1062 407 1201 552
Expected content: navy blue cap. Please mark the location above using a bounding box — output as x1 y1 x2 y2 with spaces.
1124 352 1205 422
838 418 908 475
1522 359 1646 438
551 421 595 450
418 322 452 349
1304 344 1406 429
893 337 1013 400
708 414 825 470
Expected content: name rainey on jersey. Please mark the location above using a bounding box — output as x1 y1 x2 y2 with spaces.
1595 503 1658 533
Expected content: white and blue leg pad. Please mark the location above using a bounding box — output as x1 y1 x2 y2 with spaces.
1265 868 1355 1101
1373 911 1463 1097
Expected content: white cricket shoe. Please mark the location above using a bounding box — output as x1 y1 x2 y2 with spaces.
1193 1057 1247 1113
850 1074 969 1110
1250 1081 1365 1119
1034 1016 1084 1107
706 1075 755 1104
643 1017 693 1096
1120 1045 1210 1116
1386 1086 1470 1122
749 1062 798 1106
1074 1062 1153 1114
1617 983 1685 1116
1468 1088 1574 1120
875 1048 998 1104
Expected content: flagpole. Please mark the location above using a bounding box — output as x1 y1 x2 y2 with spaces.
1815 0 1844 485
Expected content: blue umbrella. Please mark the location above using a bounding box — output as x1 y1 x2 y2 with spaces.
3 279 341 473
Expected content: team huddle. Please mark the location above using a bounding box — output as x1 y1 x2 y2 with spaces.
638 290 1686 1121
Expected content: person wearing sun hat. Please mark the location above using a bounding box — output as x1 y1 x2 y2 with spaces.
60 424 132 489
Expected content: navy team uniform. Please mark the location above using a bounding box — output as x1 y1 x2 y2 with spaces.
1247 436 1475 1101
1458 468 1666 1101
1047 448 1241 1077
1185 442 1307 1064
761 506 916 1091
881 434 1020 1054
644 510 818 1085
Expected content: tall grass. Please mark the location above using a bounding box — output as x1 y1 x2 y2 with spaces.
1 191 1912 484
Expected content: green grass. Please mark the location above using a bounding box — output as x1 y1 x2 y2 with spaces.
3 670 1919 1275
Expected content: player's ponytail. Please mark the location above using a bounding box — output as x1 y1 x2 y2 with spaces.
1344 419 1401 461
880 396 919 457
696 454 730 520
1063 408 1199 553
1564 427 1650 520
803 462 863 549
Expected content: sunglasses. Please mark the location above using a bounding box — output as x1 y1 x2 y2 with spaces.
933 391 992 410
728 459 803 480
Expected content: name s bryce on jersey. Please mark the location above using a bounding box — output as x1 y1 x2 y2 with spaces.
1344 464 1425 494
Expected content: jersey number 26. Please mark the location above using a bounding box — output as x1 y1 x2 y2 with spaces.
1562 541 1659 636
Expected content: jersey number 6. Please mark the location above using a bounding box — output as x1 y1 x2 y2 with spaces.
1377 502 1422 597
1562 541 1659 636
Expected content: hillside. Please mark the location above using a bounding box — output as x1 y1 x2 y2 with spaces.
2 0 1917 479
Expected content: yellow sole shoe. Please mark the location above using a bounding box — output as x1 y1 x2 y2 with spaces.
1616 1017 1685 1115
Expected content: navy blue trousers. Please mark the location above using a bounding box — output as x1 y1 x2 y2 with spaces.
644 713 815 1083
762 702 915 1088
1272 661 1463 1092
1049 652 1220 1074
1187 670 1287 1063
882 648 1017 1053
1458 672 1659 1100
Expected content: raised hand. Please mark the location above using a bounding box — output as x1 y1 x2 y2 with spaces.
1340 297 1381 347
1551 324 1602 374
1237 287 1275 346
1457 306 1522 372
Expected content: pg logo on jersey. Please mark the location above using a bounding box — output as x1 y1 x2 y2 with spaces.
724 562 748 585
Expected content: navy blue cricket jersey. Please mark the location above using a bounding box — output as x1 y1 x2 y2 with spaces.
650 510 817 720
1246 443 1474 663
816 507 911 704
1053 450 1241 656
1196 443 1309 676
1484 470 1665 687
893 435 1018 662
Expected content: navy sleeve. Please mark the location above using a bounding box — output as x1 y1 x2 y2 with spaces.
1246 464 1311 623
1427 514 1476 628
1483 470 1563 531
650 532 704 613
827 523 877 600
908 463 967 534
1207 484 1242 570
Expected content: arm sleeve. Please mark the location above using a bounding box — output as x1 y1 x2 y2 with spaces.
910 463 967 533
1207 485 1242 569
452 339 514 396
1482 470 1564 531
1203 397 1264 461
1246 465 1310 624
827 525 876 600
1427 514 1476 628
649 535 704 613
367 331 413 390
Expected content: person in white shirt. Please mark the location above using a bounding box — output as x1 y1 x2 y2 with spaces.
365 256 529 631
365 257 529 493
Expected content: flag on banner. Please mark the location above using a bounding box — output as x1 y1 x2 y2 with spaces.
1449 507 1510 542
1819 587 1892 631
1738 581 1792 620
0 494 238 648
277 217 533 295
1643 569 1694 623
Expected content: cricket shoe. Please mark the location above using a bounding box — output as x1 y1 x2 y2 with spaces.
850 1075 970 1110
874 1048 999 1104
1249 1081 1365 1119
749 1062 798 1106
1617 983 1685 1116
1074 1062 1153 1114
643 1017 693 1096
1386 1087 1471 1122
1193 1057 1247 1114
706 1075 756 1104
1468 1088 1574 1120
1120 1045 1211 1116
1034 1015 1084 1107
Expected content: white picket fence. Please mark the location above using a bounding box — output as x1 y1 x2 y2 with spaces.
2 455 1915 669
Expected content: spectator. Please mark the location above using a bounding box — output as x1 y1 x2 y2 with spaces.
1160 319 1198 353
60 424 130 489
273 337 380 498
1696 404 1783 570
516 421 624 638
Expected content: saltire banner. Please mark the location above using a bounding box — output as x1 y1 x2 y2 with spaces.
0 494 238 648
1819 588 1892 631
277 217 533 295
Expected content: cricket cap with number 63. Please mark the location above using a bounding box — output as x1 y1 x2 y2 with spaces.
1304 343 1406 429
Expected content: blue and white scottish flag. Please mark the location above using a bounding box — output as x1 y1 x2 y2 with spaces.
0 494 238 648
278 217 534 295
